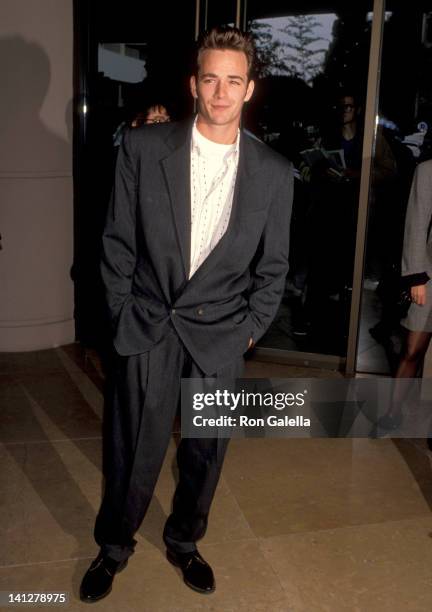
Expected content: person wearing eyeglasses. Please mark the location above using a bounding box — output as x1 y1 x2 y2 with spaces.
302 91 364 344
113 104 171 149
336 94 363 180
131 104 171 127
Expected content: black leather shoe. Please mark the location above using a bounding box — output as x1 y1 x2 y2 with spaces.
80 552 128 603
166 549 215 594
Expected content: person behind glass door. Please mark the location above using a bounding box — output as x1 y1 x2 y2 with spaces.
113 103 171 149
323 91 363 283
334 92 363 179
131 103 171 127
302 91 363 349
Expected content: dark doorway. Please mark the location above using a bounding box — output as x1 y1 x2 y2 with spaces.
72 0 197 349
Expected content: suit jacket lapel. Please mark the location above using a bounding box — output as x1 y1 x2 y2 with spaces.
161 120 193 281
231 130 262 219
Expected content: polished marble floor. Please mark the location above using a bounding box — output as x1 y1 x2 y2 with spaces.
1 345 432 611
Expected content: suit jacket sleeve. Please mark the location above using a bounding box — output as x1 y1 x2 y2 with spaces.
401 161 432 286
101 128 138 327
248 163 294 342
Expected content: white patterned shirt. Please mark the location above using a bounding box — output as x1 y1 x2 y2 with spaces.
189 118 240 278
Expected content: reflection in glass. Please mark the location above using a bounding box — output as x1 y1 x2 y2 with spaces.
250 14 334 82
244 5 373 358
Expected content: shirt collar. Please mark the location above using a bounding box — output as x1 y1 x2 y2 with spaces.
192 115 240 160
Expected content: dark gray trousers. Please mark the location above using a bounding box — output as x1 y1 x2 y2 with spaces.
94 329 244 562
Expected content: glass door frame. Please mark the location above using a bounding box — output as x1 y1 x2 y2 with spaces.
196 0 386 374
345 0 386 374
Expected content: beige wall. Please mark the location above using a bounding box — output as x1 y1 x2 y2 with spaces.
0 0 74 351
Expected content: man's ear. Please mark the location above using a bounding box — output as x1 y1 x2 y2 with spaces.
190 75 198 99
244 79 255 103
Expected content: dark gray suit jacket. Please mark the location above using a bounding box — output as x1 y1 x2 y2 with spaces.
101 118 293 374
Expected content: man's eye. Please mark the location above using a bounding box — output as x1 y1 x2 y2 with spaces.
230 80 240 85
203 78 214 83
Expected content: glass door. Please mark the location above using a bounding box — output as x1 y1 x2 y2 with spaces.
356 1 432 374
241 1 375 367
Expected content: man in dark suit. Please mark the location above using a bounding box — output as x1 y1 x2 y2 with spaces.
80 26 293 602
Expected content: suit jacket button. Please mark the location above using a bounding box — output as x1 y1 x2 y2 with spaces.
171 308 176 315
197 308 204 315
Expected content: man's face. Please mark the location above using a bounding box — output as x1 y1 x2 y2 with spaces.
339 96 357 125
190 49 254 129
